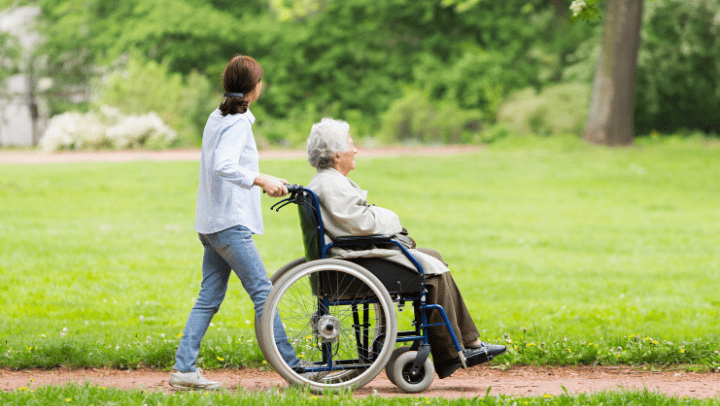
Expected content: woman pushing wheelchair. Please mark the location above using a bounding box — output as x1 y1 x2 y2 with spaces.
303 118 506 379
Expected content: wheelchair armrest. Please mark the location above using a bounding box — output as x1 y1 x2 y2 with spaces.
332 235 393 246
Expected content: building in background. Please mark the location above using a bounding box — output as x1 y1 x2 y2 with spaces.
0 6 49 147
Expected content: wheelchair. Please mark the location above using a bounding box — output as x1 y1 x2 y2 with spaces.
257 185 469 393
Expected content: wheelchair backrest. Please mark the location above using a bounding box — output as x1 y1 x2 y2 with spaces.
294 188 325 261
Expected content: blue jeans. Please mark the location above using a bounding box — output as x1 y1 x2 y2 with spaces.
173 225 299 371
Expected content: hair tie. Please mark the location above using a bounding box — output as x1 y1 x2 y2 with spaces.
224 92 244 98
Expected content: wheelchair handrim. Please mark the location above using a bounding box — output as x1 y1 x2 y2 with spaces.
261 260 398 390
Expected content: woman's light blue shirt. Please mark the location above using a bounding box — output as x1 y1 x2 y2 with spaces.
194 108 263 235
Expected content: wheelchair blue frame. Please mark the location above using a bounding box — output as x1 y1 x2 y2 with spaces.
272 185 465 371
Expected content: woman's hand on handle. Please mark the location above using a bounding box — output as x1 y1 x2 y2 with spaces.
254 174 289 197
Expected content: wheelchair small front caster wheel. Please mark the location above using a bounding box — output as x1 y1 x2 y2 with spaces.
390 351 434 393
385 346 412 386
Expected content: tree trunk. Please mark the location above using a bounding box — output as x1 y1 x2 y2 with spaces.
551 0 566 19
583 0 644 146
27 60 39 146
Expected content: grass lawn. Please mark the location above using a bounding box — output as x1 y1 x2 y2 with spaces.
1 135 719 370
2 383 718 406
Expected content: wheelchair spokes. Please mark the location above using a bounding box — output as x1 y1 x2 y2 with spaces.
259 260 397 391
280 275 385 375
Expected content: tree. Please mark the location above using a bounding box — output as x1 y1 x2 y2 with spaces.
576 0 644 146
0 32 19 93
634 0 720 135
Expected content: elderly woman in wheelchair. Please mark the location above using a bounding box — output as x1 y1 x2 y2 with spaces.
257 118 505 393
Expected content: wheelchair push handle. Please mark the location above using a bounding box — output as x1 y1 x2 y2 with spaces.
262 183 301 194
268 183 304 212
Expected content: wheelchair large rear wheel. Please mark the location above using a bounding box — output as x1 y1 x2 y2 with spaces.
255 257 307 358
257 256 387 382
270 257 306 284
259 259 397 392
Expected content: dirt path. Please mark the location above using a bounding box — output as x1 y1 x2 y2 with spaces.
3 366 720 399
0 145 483 164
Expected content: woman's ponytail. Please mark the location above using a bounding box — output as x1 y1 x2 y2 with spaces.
219 55 263 116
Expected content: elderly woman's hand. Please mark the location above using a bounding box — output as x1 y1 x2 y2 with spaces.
254 173 289 197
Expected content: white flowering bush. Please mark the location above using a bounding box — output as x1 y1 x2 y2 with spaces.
39 112 105 151
105 112 176 150
569 0 599 20
40 106 177 152
569 0 587 16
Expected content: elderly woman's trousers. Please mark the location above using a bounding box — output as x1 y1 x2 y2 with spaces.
417 248 481 365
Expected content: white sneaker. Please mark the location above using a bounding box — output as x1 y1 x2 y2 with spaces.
169 368 222 390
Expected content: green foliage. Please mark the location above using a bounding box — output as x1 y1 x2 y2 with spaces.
408 2 585 120
96 56 217 146
21 0 594 141
269 0 323 21
413 48 512 119
378 89 484 144
251 103 321 149
35 0 248 74
566 0 720 137
0 31 20 88
31 0 248 117
634 0 720 134
497 83 591 136
570 0 602 21
14 0 720 144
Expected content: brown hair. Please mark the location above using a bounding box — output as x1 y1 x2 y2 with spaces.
219 55 264 116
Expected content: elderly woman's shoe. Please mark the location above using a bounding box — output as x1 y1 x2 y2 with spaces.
463 347 497 368
436 345 502 379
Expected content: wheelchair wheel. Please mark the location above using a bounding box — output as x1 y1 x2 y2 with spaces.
385 346 411 386
256 257 307 361
257 256 388 383
389 351 434 393
266 256 387 383
270 257 306 284
259 259 398 392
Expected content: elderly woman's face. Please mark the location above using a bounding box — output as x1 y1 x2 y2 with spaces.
333 135 358 176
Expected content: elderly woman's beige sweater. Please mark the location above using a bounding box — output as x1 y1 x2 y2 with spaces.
307 167 448 275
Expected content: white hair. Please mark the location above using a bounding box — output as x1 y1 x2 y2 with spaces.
306 118 350 169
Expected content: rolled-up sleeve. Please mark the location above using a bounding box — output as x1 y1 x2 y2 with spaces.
213 121 259 189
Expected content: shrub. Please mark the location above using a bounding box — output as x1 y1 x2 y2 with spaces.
252 103 322 149
95 56 217 146
634 0 720 134
497 83 591 137
102 108 177 150
39 112 106 151
39 106 176 152
378 89 484 145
